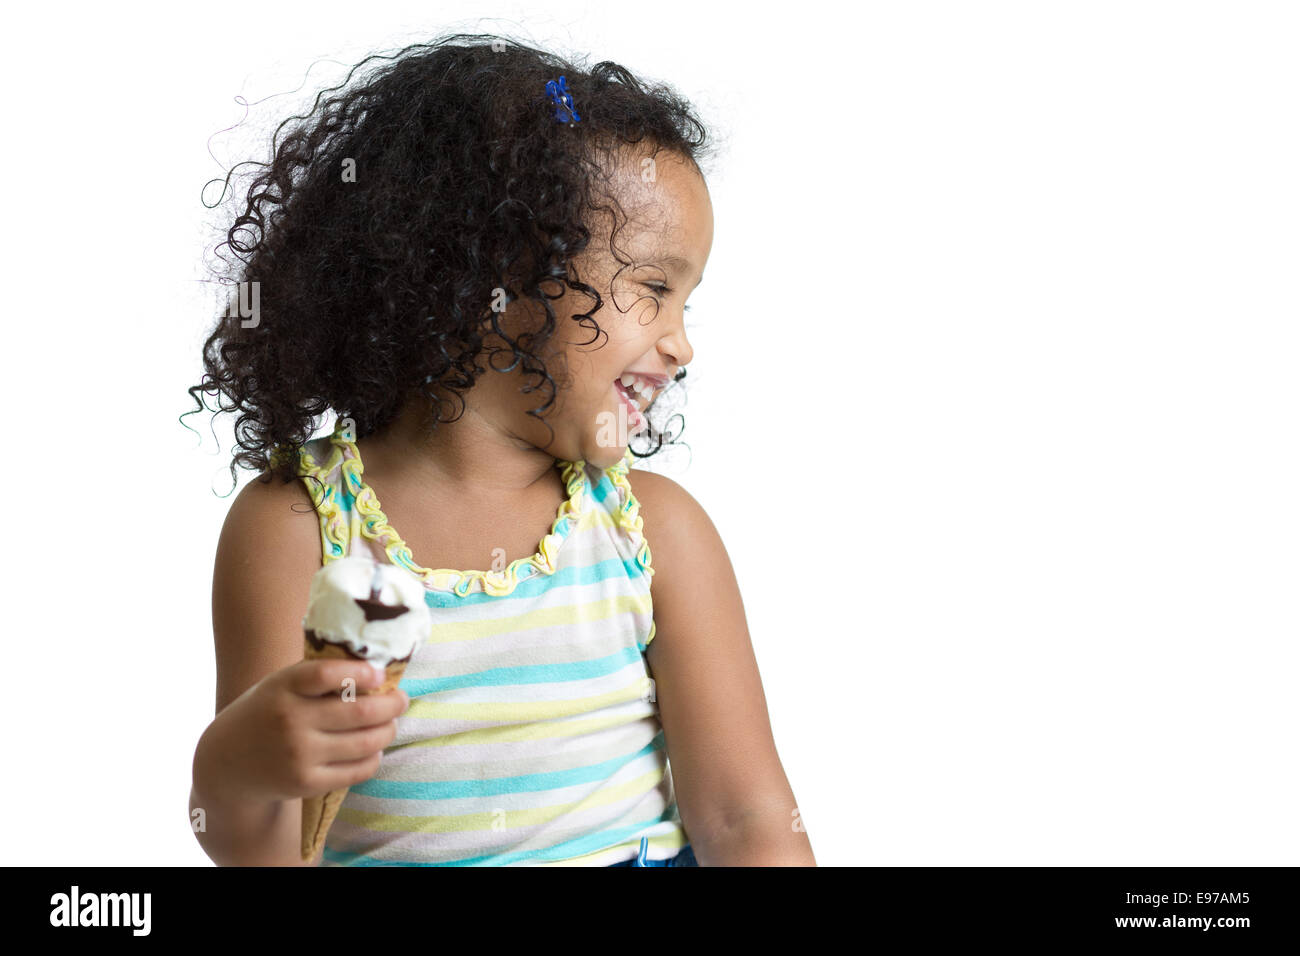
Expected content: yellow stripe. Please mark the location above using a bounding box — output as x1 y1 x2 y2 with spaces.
422 590 651 644
335 767 666 834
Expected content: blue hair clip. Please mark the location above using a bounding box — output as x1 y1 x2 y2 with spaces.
545 75 580 125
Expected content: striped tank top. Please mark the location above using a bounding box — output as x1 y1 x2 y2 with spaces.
285 418 689 865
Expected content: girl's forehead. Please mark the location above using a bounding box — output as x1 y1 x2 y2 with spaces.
602 154 713 265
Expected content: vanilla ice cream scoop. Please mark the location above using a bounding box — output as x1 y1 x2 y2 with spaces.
301 555 431 667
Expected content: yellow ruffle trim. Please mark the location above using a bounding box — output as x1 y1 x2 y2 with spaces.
605 447 655 580
281 424 655 597
293 421 589 597
290 442 351 563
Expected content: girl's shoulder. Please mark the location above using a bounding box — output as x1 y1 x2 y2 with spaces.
613 465 716 578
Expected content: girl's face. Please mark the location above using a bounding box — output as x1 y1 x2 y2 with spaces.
503 150 713 469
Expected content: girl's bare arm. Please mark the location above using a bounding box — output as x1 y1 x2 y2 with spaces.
190 472 327 867
634 471 816 866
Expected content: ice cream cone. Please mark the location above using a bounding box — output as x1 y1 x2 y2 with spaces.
300 636 411 862
297 555 431 863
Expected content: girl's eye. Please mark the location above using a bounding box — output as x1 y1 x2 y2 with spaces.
644 282 691 311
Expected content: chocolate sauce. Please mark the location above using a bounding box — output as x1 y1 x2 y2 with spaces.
304 628 415 663
354 583 409 622
302 583 414 662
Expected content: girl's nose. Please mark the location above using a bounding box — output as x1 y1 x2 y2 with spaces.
661 331 693 371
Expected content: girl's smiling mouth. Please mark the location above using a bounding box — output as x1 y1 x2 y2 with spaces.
613 377 649 431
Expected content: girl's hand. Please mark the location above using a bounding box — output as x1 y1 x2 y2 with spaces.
198 657 411 805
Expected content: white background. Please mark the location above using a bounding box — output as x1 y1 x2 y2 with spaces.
1 1 1296 865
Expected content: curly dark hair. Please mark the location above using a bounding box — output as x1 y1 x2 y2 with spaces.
182 32 715 495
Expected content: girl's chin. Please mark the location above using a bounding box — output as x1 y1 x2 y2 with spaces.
581 442 628 469
541 408 644 466
535 431 624 468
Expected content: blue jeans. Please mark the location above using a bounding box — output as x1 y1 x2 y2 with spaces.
607 837 698 867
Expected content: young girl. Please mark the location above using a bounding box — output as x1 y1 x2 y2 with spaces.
185 33 814 867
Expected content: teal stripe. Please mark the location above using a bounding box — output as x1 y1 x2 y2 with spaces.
352 731 664 799
322 809 677 867
399 646 644 696
589 472 614 502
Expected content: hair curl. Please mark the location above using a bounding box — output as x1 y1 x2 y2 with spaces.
183 33 714 494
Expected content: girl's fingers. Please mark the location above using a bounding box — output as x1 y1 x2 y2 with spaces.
288 658 387 697
309 721 399 764
306 751 385 794
308 689 410 731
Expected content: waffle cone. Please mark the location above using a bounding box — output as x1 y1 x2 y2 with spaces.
300 635 409 862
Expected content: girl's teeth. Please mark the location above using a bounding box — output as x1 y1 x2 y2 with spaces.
618 373 655 403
